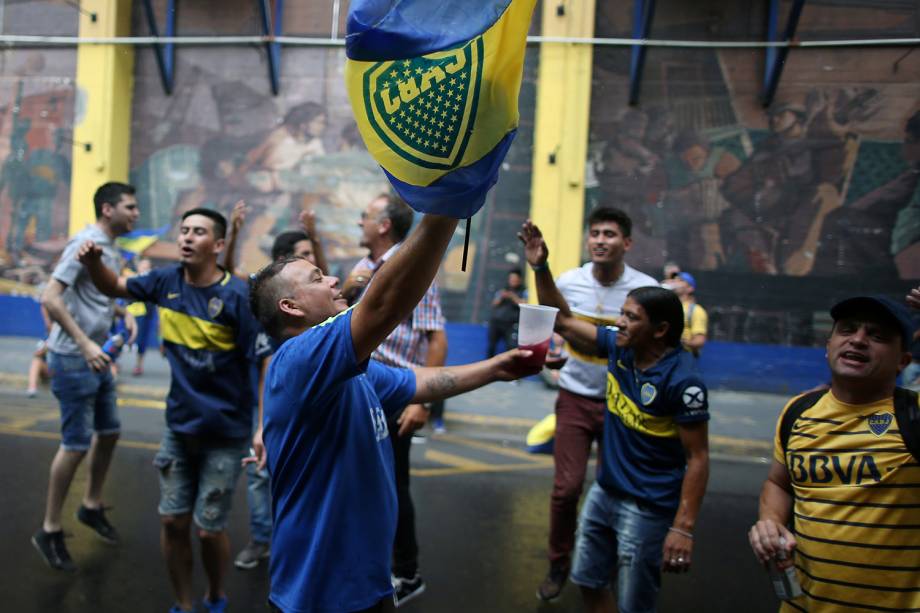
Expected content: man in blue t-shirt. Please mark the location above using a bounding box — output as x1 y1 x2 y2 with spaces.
79 208 273 613
520 221 710 613
249 212 540 613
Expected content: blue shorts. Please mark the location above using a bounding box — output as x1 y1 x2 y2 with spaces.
48 352 119 451
570 483 672 613
153 429 247 533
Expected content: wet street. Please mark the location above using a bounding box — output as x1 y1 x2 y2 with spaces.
0 335 785 613
1 378 780 613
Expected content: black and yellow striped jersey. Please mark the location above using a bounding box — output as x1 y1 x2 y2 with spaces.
774 391 920 612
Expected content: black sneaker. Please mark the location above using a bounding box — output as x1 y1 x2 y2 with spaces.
76 505 119 545
32 529 76 572
536 562 568 602
393 573 426 607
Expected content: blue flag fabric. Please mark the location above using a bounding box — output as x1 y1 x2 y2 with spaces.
345 0 536 219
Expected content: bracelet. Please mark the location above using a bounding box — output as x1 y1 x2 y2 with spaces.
668 527 693 539
530 262 548 272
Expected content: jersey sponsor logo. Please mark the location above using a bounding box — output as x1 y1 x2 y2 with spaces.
867 412 894 437
640 382 657 406
369 405 389 442
208 297 224 319
682 386 705 409
788 452 882 485
167 292 180 299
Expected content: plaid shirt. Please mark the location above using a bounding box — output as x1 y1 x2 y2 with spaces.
353 243 445 368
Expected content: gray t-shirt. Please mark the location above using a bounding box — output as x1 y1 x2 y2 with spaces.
46 225 121 356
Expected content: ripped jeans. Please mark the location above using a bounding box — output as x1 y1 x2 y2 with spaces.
153 429 247 532
570 483 672 613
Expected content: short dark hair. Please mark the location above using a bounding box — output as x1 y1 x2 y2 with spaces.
508 268 523 277
93 182 135 218
181 208 227 239
379 193 414 243
271 231 311 261
627 286 684 347
250 256 300 340
587 206 632 238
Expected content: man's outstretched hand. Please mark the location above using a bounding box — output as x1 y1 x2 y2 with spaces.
491 348 543 381
517 220 549 269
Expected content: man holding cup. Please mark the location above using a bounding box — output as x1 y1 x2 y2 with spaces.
525 207 657 601
520 219 710 612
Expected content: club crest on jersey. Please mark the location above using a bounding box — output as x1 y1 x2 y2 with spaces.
682 386 706 410
867 412 894 437
640 382 657 406
208 297 223 319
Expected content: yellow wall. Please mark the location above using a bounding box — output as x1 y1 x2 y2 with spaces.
68 0 134 235
528 0 596 282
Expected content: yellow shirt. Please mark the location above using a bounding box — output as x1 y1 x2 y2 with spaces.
681 301 707 346
774 391 920 612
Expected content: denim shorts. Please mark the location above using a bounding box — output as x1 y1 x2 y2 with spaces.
153 429 247 532
48 352 119 451
570 482 673 613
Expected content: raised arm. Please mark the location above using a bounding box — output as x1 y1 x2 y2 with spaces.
41 279 110 372
518 220 598 353
223 200 246 277
350 214 458 363
77 241 132 299
300 209 330 275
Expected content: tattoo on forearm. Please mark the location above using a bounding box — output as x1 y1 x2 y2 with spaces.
424 370 458 398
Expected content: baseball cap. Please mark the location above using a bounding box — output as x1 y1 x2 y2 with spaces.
676 272 696 290
829 295 914 347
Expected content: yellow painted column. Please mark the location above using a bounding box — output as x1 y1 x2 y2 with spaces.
528 0 595 282
69 0 134 235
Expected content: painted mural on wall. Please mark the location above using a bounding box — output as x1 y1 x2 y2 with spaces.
591 84 919 281
0 50 75 289
128 44 492 293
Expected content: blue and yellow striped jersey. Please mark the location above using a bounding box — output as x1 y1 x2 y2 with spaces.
127 265 272 439
775 391 920 612
595 325 710 511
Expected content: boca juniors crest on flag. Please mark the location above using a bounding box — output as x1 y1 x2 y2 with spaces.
345 0 536 220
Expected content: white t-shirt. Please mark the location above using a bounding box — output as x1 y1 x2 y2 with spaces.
556 262 657 398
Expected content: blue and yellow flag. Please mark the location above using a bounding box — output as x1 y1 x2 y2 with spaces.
345 0 536 219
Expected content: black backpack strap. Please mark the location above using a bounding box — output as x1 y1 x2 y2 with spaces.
894 387 920 464
780 390 827 454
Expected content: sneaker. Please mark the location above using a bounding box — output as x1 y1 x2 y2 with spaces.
76 504 119 545
432 418 446 435
234 540 270 570
536 562 568 602
27 387 37 398
202 596 228 613
393 574 426 607
31 528 76 572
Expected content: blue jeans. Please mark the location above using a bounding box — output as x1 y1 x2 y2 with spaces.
48 352 119 451
153 429 247 532
246 453 272 544
570 483 672 613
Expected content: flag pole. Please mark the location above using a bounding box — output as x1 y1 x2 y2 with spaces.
461 217 471 271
